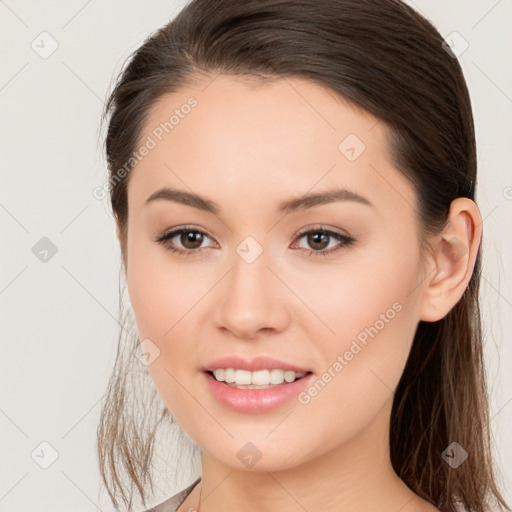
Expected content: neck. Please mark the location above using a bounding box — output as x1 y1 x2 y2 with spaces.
194 397 425 512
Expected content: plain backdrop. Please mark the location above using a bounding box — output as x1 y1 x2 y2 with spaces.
1 1 511 511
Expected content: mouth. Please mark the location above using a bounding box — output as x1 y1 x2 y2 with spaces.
202 369 316 413
204 370 314 390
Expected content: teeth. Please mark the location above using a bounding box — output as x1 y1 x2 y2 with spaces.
212 368 307 386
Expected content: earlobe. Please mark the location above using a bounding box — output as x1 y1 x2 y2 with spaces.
418 198 482 323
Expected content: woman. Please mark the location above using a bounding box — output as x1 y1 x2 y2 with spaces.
97 1 511 511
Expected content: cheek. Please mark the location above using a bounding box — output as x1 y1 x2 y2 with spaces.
125 229 214 374
125 216 422 446
282 237 420 345
126 244 202 416
126 226 201 340
291 244 421 424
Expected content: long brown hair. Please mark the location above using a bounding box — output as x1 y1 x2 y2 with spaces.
97 1 510 510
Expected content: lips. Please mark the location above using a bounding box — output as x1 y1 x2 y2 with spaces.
203 355 312 373
203 370 316 413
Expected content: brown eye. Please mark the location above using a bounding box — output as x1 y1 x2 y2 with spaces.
293 227 356 257
306 231 330 251
155 226 216 257
155 225 355 258
179 230 205 249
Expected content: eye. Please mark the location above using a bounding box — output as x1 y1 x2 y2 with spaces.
155 226 217 257
292 226 356 257
155 225 356 258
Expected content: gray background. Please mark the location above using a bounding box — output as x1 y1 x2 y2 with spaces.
1 1 511 510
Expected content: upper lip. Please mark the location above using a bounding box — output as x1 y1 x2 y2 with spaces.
204 355 312 373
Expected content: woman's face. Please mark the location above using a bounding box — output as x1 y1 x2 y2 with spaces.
123 75 429 471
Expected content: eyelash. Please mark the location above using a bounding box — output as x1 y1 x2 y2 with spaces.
155 225 356 259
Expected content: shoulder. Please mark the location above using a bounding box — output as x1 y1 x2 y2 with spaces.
142 478 201 512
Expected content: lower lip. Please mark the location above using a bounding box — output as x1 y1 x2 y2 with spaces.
203 371 314 413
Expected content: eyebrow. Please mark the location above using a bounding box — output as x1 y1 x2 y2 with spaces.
145 186 373 214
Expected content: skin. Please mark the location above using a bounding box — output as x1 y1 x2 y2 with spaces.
117 74 481 512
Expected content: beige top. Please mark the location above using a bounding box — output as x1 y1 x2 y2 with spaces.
144 477 201 512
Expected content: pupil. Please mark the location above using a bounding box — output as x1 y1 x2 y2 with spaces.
179 231 330 251
183 231 202 248
309 232 328 250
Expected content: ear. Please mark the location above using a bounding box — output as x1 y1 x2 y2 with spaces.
418 197 482 322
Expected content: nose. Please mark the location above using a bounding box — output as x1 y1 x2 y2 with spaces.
213 249 290 340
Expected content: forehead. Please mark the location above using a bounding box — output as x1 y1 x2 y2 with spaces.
127 74 415 219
